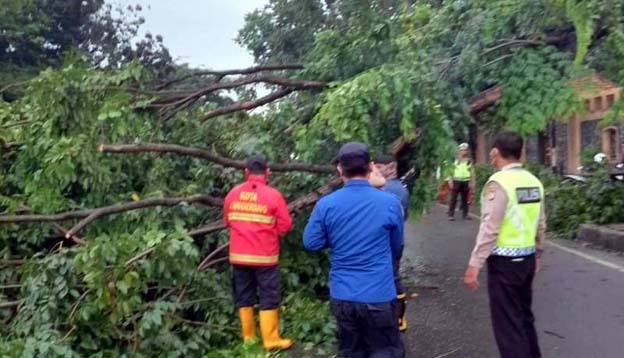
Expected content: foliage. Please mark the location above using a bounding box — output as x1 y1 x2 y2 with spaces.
0 62 334 356
0 0 173 100
581 145 601 167
473 164 495 204
5 0 624 355
546 168 624 237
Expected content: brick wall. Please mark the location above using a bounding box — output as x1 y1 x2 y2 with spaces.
525 135 540 164
581 120 600 152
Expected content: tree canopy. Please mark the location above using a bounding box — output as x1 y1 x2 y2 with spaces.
2 0 624 356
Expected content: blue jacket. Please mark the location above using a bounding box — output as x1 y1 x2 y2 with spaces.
302 180 404 303
383 179 409 220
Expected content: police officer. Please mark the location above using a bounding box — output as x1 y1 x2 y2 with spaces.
448 143 475 221
223 154 293 351
303 142 405 358
375 155 410 332
464 131 545 358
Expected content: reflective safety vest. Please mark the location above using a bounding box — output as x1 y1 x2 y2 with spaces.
453 160 472 181
224 176 292 266
484 167 544 256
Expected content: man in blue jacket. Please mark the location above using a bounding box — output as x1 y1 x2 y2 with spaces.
303 142 405 358
375 155 409 332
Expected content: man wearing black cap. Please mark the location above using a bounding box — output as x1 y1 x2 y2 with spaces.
223 154 293 351
303 142 405 357
375 154 410 332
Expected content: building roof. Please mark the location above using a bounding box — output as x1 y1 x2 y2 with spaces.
569 75 620 98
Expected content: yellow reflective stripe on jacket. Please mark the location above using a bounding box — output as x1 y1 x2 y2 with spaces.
230 253 279 264
228 212 275 224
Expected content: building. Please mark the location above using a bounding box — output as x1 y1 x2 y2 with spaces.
473 75 622 173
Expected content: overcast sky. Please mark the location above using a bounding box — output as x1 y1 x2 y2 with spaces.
111 0 269 69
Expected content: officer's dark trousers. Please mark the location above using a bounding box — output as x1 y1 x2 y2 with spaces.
487 255 541 358
448 180 469 218
330 299 405 358
393 246 406 321
232 265 280 310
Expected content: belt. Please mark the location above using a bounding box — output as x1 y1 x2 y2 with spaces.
491 246 536 257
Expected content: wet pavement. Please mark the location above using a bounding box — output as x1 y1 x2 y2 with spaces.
402 205 624 358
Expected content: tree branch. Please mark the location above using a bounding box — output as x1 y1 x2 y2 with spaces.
0 259 25 267
189 221 226 238
0 120 34 129
124 248 155 269
156 64 305 90
152 76 325 108
63 195 224 238
0 195 223 235
481 39 545 56
196 242 229 272
99 143 335 174
68 290 90 321
467 85 503 114
202 87 295 121
287 177 342 212
0 301 22 309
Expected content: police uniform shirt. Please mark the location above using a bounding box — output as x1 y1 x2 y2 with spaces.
469 163 546 269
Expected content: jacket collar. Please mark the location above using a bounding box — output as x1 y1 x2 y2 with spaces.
246 175 267 185
501 163 523 171
345 179 371 187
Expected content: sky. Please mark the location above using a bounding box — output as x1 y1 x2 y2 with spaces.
111 0 269 70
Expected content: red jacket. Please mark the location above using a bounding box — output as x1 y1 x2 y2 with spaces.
224 175 292 266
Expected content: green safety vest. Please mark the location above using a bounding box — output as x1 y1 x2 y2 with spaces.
453 160 472 181
483 167 544 256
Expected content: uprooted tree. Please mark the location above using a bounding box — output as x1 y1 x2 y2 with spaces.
0 62 349 356
3 0 624 356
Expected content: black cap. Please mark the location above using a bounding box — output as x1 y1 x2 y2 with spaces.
335 142 370 170
245 154 268 172
374 154 395 165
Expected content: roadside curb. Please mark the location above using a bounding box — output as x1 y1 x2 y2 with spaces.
577 224 624 252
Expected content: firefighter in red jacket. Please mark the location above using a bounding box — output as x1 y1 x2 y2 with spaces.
223 154 293 351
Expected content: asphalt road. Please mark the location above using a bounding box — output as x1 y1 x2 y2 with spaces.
402 205 624 358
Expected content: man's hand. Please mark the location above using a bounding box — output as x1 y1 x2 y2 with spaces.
448 180 454 190
464 266 480 292
535 258 542 274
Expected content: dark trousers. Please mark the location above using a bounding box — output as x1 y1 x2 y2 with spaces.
487 255 541 358
232 265 280 310
448 180 470 218
330 299 405 358
393 246 404 295
393 247 406 322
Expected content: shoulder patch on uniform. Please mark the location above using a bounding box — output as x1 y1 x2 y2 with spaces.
486 185 497 201
516 187 541 204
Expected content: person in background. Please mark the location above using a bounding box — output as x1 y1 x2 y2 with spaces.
448 142 475 221
223 155 293 351
369 163 387 189
303 142 405 358
375 155 409 332
464 131 545 358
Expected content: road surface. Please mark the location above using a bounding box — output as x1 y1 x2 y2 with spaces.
402 205 624 358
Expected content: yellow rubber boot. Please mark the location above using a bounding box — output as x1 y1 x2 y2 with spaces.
259 309 293 351
238 307 256 342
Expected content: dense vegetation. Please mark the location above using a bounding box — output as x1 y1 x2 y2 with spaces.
2 0 624 356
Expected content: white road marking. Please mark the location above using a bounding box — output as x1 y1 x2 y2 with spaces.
436 204 624 273
545 240 624 273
